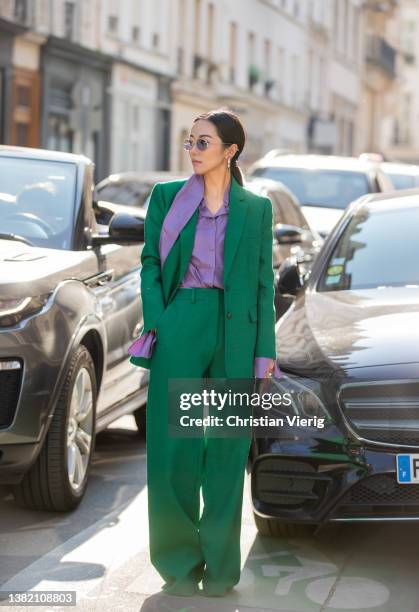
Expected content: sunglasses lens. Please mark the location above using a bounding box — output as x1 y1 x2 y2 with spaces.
197 139 209 151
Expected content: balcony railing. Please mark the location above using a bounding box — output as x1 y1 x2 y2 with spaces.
366 35 396 78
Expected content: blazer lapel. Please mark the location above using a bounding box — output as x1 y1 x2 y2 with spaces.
223 178 248 286
171 176 249 303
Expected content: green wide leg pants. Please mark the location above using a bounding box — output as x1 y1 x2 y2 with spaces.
146 287 252 597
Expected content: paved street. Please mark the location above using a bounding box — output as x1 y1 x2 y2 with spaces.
1 415 419 612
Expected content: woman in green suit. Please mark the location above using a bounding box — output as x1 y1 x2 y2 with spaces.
129 109 278 598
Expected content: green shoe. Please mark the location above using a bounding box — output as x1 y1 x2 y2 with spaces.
200 583 234 597
161 580 200 597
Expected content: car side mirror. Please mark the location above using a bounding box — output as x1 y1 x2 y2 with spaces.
91 213 144 246
274 223 306 244
276 260 304 296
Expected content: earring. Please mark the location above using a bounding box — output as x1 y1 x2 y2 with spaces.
227 158 231 169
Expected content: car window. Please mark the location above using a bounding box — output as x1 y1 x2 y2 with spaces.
317 204 419 291
269 191 283 225
96 181 151 207
0 156 77 249
385 173 417 190
251 167 370 210
278 192 309 229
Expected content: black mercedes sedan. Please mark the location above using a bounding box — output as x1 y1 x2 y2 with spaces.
250 188 419 536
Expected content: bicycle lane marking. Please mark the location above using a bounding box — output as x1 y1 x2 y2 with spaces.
0 485 150 601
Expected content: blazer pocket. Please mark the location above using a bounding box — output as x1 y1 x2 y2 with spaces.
248 304 258 322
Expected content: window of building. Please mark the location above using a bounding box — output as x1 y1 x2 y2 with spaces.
194 0 201 57
108 15 118 34
14 0 28 24
207 3 214 61
17 85 30 107
177 47 184 75
132 105 139 132
277 47 284 100
16 123 29 146
291 54 298 105
229 22 237 83
247 31 256 90
64 1 75 40
132 26 140 43
402 20 416 62
177 0 185 73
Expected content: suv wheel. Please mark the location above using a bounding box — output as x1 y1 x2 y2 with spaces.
12 345 97 512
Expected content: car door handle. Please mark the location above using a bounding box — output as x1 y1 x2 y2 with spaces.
97 270 114 285
84 269 114 288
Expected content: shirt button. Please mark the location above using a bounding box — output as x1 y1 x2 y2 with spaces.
226 311 232 319
225 284 230 291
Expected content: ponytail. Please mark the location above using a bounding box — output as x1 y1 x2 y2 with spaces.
230 158 244 186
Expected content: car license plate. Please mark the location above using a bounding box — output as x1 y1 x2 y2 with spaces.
396 454 419 484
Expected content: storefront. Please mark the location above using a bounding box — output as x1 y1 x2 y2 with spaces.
0 17 27 144
41 36 112 181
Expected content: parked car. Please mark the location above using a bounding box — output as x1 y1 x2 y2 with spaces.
0 146 148 512
251 187 419 536
245 177 323 318
94 171 188 210
247 153 394 237
380 161 419 190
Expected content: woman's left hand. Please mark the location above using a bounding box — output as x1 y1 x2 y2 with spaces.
263 359 275 378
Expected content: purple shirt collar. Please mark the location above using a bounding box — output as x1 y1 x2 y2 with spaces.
159 173 230 269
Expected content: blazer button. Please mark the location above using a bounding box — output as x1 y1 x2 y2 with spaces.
226 311 232 319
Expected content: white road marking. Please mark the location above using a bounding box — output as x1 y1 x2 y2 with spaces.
0 486 150 601
306 576 390 609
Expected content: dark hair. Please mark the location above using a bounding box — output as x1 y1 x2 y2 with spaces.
193 108 246 186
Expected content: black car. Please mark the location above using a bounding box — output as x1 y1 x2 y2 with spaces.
245 177 323 318
94 171 188 210
0 146 147 512
250 188 419 536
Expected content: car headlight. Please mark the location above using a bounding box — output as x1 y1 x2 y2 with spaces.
0 294 51 327
261 372 333 423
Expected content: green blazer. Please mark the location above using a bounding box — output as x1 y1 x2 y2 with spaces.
129 175 276 378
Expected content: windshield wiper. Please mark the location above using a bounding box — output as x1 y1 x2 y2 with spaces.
0 232 35 247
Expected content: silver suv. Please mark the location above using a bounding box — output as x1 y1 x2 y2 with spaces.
248 153 394 237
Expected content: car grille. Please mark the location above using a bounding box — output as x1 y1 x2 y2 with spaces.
253 458 332 509
0 362 23 429
334 474 419 518
339 380 419 447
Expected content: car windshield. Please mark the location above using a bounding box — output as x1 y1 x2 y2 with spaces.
252 167 370 209
317 203 419 291
96 181 151 207
385 172 417 190
0 157 77 250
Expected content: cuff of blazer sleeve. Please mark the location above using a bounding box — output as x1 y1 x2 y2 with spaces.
254 356 282 379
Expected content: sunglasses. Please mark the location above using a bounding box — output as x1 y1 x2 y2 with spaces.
183 137 234 151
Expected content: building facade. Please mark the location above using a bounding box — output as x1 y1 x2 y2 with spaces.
1 0 411 177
